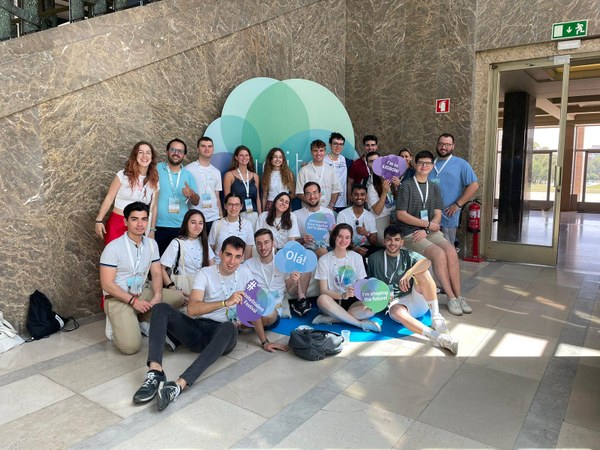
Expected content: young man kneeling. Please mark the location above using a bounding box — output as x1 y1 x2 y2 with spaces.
367 225 458 353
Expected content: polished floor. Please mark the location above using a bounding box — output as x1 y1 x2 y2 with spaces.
1 235 600 448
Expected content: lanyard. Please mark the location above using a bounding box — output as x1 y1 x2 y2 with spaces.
433 155 453 176
413 178 429 209
199 165 214 194
237 168 251 197
217 267 238 299
333 253 348 288
124 234 144 273
166 165 182 193
259 260 275 287
383 253 400 284
311 163 325 186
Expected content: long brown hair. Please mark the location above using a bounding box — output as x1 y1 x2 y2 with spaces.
266 192 293 230
229 145 256 173
124 141 158 190
262 147 294 193
177 209 210 268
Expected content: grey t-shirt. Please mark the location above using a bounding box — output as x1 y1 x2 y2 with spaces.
395 179 444 236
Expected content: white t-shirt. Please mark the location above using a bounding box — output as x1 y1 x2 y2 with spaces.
295 162 342 207
192 265 253 322
100 234 160 294
293 206 335 249
367 182 395 219
315 251 367 294
244 257 289 305
160 238 216 275
185 161 223 222
256 211 300 249
324 154 348 208
208 217 255 262
266 171 291 202
114 170 157 210
336 207 378 246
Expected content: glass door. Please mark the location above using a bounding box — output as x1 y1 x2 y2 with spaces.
484 58 570 265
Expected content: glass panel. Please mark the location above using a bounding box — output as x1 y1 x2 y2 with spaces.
585 153 600 203
491 67 561 246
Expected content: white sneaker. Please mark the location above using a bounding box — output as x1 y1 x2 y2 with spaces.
435 334 458 354
105 318 113 341
139 321 150 337
431 314 449 334
447 298 463 316
360 319 382 333
312 314 333 325
458 296 472 314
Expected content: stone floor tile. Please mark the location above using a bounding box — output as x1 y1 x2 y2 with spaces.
419 362 539 449
0 374 74 426
276 394 413 449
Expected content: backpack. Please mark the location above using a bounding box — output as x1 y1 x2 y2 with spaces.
26 290 79 340
288 327 344 361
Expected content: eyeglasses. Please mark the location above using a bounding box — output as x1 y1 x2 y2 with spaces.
416 161 433 167
331 142 344 147
437 143 453 148
168 147 185 154
226 203 241 208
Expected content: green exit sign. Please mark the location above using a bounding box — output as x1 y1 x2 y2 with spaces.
552 20 588 40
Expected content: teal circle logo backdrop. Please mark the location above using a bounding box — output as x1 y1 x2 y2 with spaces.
205 77 357 174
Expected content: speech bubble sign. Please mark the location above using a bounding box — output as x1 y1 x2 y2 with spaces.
237 279 269 327
353 278 369 301
305 212 335 244
259 289 279 316
358 278 391 313
274 241 318 273
372 155 407 180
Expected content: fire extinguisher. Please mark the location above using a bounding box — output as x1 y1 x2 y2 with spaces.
464 199 484 262
467 200 481 233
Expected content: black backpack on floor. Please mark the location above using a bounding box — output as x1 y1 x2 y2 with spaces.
26 290 79 340
289 327 344 361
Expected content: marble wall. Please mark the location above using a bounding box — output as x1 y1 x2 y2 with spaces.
0 0 345 331
2 0 600 330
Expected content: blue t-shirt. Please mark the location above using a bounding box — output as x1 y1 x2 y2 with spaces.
428 156 477 228
156 162 199 228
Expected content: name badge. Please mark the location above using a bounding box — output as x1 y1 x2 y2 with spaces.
420 209 429 221
430 177 440 185
168 197 180 214
127 273 146 295
244 198 254 213
201 193 213 208
320 189 327 204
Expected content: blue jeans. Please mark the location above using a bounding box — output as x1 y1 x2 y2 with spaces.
147 303 237 385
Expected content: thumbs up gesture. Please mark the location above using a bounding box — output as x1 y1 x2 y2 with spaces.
182 181 194 199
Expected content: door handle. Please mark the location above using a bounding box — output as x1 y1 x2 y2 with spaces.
554 166 562 188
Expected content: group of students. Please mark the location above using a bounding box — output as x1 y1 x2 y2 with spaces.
96 131 478 411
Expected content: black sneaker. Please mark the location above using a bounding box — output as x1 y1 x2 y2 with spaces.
290 299 304 317
298 298 312 316
132 370 166 404
157 381 181 411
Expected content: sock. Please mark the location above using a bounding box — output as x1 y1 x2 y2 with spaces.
422 326 440 340
427 299 440 316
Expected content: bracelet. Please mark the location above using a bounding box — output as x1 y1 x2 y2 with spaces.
150 227 157 232
261 339 270 347
128 295 137 305
166 282 175 288
95 220 103 224
222 300 227 308
454 202 462 208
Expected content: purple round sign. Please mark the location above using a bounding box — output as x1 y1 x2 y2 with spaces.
372 155 407 180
